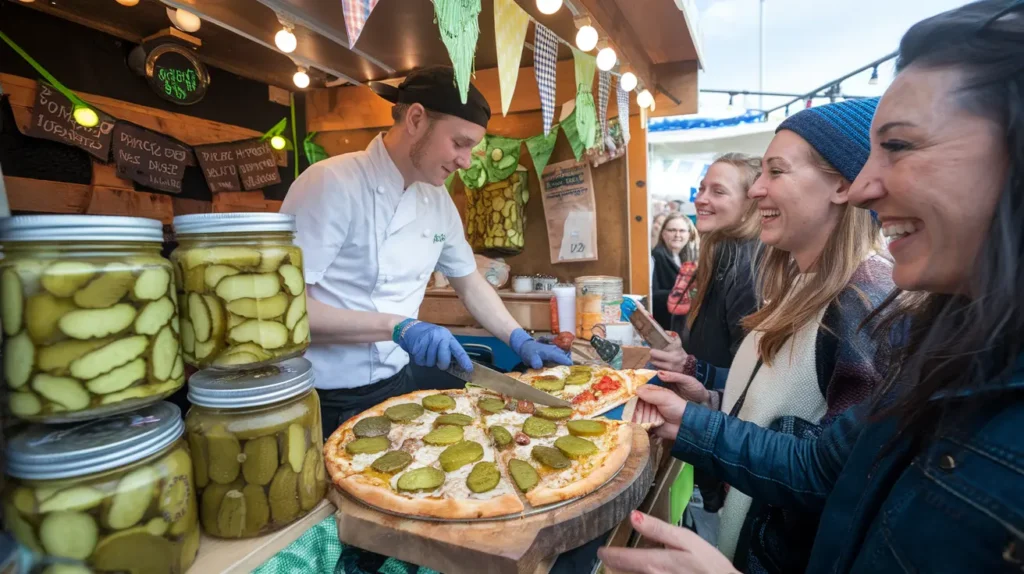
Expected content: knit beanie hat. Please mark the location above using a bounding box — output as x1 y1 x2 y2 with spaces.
776 97 879 182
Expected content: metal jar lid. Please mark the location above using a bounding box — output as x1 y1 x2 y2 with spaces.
0 215 164 243
6 402 184 481
173 213 297 235
187 357 315 409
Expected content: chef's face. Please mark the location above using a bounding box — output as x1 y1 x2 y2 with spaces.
409 110 486 186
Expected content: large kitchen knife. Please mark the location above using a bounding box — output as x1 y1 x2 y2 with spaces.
446 361 571 407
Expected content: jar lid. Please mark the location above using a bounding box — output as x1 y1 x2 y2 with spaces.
174 213 296 235
0 215 164 243
187 357 315 409
6 402 184 480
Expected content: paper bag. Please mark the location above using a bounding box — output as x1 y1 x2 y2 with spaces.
540 159 599 264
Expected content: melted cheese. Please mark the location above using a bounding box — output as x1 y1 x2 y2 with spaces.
483 410 530 428
349 452 380 472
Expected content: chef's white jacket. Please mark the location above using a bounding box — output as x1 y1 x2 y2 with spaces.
281 135 477 390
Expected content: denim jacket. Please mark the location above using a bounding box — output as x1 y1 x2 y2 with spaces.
671 354 1024 573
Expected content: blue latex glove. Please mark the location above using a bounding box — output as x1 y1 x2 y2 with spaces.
509 328 572 370
396 321 474 372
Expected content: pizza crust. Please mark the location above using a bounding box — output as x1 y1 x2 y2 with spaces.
337 474 525 519
525 423 633 507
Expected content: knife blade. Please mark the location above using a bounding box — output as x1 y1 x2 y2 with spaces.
446 361 571 407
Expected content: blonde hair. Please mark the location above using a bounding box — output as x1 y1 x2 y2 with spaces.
741 147 884 365
687 153 763 329
656 213 700 263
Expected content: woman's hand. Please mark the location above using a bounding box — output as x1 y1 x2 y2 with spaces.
598 511 740 574
632 385 687 441
649 332 688 373
656 370 712 406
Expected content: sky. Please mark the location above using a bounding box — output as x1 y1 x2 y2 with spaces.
691 0 972 114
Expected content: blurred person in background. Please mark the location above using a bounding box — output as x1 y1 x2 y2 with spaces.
652 214 700 329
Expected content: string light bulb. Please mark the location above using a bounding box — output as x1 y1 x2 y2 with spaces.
115 0 140 6
293 67 310 89
167 8 201 33
536 0 562 15
575 26 598 52
270 136 288 150
636 89 654 109
596 46 617 71
619 72 637 92
275 27 297 53
73 105 99 128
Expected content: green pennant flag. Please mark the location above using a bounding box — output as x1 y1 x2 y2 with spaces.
572 48 598 151
524 124 559 180
560 109 586 161
433 0 482 104
303 132 329 166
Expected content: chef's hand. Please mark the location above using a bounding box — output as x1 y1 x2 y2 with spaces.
396 320 474 372
510 328 572 370
656 370 712 405
649 332 689 373
598 511 740 574
633 385 687 441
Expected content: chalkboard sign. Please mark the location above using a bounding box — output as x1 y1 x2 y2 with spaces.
145 44 209 106
112 123 191 194
195 142 242 192
235 140 282 190
26 84 115 161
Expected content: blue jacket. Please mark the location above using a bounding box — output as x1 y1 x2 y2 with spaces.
671 354 1024 573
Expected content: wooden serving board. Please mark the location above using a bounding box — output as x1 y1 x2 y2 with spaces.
329 425 653 574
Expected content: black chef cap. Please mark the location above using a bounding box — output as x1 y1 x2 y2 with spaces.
370 66 491 129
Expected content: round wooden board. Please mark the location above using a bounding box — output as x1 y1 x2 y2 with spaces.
329 424 653 574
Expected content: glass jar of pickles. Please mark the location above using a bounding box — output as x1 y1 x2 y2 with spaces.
0 215 184 423
185 357 327 538
3 402 200 573
170 213 309 370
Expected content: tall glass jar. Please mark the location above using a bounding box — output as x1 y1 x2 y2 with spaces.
3 402 200 573
0 215 184 423
185 357 327 538
170 214 309 370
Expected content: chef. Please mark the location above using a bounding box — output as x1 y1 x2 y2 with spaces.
282 66 571 438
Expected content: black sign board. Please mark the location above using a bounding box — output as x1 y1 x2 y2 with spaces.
195 143 242 192
234 140 282 190
145 44 210 106
112 123 191 194
26 84 115 161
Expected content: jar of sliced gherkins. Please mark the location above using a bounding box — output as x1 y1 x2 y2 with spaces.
0 215 184 423
185 357 326 538
170 213 309 370
3 402 200 573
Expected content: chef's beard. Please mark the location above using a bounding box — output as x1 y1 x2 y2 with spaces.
410 120 437 176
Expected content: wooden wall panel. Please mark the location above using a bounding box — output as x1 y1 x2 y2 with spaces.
4 176 92 214
627 114 650 298
87 186 174 224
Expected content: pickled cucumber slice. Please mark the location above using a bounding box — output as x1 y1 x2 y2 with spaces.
478 397 506 414
212 351 261 367
345 436 389 455
32 374 90 411
106 465 157 530
242 484 270 536
11 486 36 516
423 424 464 445
422 393 456 412
268 466 300 524
180 319 195 355
37 486 105 513
385 402 424 422
283 423 308 472
396 467 445 493
200 480 240 532
566 367 592 385
203 294 225 341
439 440 483 472
292 315 309 345
223 342 273 361
185 247 262 270
170 354 184 380
256 248 290 273
226 293 288 319
188 293 211 342
228 313 246 330
145 516 169 536
207 425 242 484
229 320 289 349
85 358 145 394
99 379 180 404
435 413 473 427
151 326 179 382
134 297 175 335
26 293 77 343
9 391 42 416
42 564 92 574
133 267 170 301
5 502 43 553
92 528 174 574
532 377 565 392
40 511 97 559
567 420 607 437
554 435 598 459
156 447 195 535
69 335 148 380
2 268 24 336
298 447 322 511
188 432 209 488
193 338 219 361
180 524 201 572
466 462 500 493
183 265 205 293
204 265 240 289
508 459 540 493
59 304 137 340
4 331 34 389
489 425 513 449
40 261 96 297
353 415 391 438
242 436 279 486
531 446 571 469
279 265 304 296
285 293 306 330
216 274 281 302
535 406 573 420
217 490 247 538
370 451 413 474
72 263 134 308
523 416 557 438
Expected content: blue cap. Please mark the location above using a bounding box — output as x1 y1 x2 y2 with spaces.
777 98 879 182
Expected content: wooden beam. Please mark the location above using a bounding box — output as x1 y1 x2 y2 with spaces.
172 197 213 216
627 113 650 298
91 163 135 191
573 0 657 101
4 176 92 214
87 186 174 224
650 61 699 117
212 191 277 213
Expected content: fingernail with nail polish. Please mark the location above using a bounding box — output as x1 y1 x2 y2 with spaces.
631 511 643 524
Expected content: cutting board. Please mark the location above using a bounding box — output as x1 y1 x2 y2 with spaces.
329 425 653 574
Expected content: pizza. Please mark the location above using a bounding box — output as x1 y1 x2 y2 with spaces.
507 365 657 417
324 388 635 519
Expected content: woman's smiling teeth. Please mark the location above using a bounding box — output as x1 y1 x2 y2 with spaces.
760 208 780 220
882 220 919 242
697 209 714 216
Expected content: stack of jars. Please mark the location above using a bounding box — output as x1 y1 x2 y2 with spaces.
0 213 328 574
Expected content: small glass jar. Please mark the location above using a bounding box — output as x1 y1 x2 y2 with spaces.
170 213 309 370
3 402 200 573
0 215 184 423
185 357 326 539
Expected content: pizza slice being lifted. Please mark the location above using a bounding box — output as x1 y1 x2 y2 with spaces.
508 366 657 418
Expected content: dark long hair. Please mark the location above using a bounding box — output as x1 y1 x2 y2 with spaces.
871 1 1024 442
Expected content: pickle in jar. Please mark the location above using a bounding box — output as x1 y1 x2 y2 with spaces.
268 466 300 524
298 447 323 511
72 263 134 309
37 486 105 513
1 268 24 336
216 490 247 538
285 294 306 330
9 391 42 417
69 335 149 380
204 265 240 290
40 261 96 298
229 320 289 350
134 297 175 336
25 293 76 343
32 374 90 411
215 274 281 302
226 293 288 319
132 267 171 301
105 465 157 530
242 484 271 536
206 425 242 484
200 480 241 533
156 447 196 535
242 435 279 486
4 331 34 389
282 423 308 472
91 527 175 574
184 246 262 270
84 358 146 394
59 304 137 340
39 510 98 560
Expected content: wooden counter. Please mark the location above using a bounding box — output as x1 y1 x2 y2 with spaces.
421 289 553 331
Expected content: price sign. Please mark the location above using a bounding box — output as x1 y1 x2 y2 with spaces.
112 123 191 194
194 142 242 192
234 139 281 190
26 84 115 161
540 159 599 264
145 44 209 106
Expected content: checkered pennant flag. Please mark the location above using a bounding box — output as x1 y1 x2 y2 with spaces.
617 78 631 144
342 0 380 49
533 23 559 136
598 70 611 146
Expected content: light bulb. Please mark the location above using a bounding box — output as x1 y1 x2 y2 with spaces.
115 0 140 6
167 8 201 32
619 72 637 92
596 47 616 71
293 68 310 89
575 26 598 52
17 0 34 3
73 105 99 128
536 0 562 15
270 135 287 150
275 28 297 53
636 89 654 109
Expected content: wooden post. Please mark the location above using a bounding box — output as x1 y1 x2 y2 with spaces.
627 114 650 299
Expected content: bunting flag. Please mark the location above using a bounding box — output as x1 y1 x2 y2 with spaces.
494 0 531 116
533 24 559 136
572 48 598 151
560 108 586 161
434 0 482 104
617 80 631 144
303 132 328 166
597 70 611 148
341 0 380 49
524 124 559 180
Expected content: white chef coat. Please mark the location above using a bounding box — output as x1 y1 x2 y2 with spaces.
280 135 477 390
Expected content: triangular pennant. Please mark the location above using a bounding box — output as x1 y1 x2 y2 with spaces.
341 0 380 49
597 71 611 148
524 124 559 179
572 48 598 150
434 0 482 104
560 108 586 161
617 80 631 144
494 0 531 116
533 24 559 135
